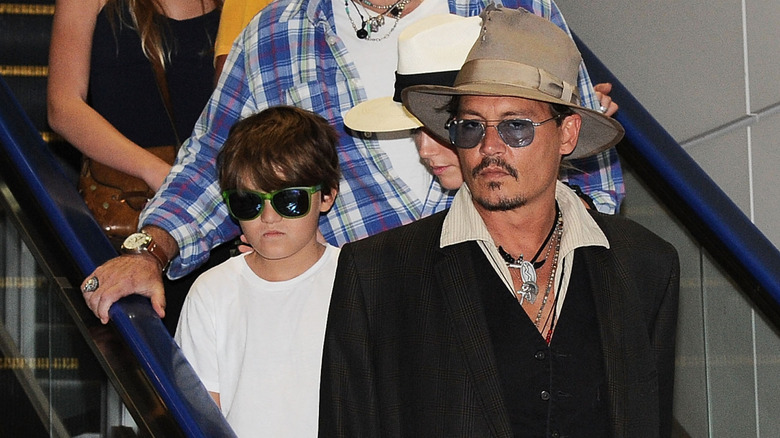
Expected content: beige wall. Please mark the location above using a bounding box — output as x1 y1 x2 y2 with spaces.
556 1 780 436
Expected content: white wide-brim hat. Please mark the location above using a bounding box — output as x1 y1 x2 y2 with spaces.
402 5 624 160
343 14 482 133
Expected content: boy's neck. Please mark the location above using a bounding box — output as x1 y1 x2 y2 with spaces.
246 241 327 282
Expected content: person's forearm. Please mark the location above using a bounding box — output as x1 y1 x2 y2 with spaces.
48 96 173 188
47 0 171 189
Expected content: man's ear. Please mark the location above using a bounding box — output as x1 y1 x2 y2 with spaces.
559 113 581 156
319 188 338 213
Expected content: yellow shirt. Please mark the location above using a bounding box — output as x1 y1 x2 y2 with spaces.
214 0 274 59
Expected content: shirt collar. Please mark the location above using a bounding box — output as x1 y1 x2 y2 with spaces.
441 180 609 255
273 0 319 23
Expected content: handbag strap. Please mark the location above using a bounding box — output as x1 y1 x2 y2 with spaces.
150 57 182 148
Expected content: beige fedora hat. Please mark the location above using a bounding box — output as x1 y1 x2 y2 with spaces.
343 14 482 133
402 5 624 160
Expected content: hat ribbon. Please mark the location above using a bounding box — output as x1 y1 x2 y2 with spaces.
455 59 580 105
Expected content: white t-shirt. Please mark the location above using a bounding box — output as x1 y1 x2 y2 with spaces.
333 0 449 202
175 245 340 437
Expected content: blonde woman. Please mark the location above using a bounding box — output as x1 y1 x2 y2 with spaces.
48 0 221 192
49 0 223 332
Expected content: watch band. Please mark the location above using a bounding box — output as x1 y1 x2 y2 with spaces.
145 238 170 272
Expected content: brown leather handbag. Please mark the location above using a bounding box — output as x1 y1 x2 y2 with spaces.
78 145 176 245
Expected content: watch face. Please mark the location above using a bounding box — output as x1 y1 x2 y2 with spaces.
123 232 151 251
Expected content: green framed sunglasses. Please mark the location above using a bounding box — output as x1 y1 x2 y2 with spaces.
222 184 322 220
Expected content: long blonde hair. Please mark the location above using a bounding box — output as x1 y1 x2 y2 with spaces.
105 0 220 73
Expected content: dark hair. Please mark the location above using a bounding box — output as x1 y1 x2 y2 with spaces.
548 102 575 126
445 95 575 126
217 106 341 196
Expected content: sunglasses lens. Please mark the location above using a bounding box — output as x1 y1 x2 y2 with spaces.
272 188 311 218
226 192 264 220
448 119 484 149
448 119 539 149
498 119 534 147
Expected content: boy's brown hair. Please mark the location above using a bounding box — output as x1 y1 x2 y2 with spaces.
218 106 341 196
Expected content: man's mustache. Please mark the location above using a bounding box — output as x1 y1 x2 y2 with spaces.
471 156 519 179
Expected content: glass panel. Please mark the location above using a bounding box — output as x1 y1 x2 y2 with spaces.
0 206 132 437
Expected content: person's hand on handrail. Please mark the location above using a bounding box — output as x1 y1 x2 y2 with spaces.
81 226 178 324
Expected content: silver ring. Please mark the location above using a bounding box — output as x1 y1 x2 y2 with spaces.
83 276 99 293
599 105 609 114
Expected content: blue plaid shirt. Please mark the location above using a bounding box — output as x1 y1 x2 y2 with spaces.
142 0 625 278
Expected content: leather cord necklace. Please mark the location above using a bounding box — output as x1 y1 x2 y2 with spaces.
498 203 561 304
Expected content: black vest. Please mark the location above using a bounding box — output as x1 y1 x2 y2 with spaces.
477 244 610 438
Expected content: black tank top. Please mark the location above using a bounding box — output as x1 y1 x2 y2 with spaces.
88 3 220 148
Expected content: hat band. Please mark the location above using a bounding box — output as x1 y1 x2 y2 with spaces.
393 70 459 102
455 59 580 105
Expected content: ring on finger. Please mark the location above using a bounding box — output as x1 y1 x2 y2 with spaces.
599 104 609 114
83 276 99 293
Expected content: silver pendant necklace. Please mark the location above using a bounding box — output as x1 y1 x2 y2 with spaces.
498 204 562 305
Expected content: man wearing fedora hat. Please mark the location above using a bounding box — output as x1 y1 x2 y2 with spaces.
320 6 679 437
344 13 618 196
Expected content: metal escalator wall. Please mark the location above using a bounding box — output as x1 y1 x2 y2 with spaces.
573 33 780 326
1 208 104 437
0 5 112 425
0 101 178 435
0 70 234 435
0 0 81 181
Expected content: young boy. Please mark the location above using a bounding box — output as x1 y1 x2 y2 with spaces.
174 106 341 437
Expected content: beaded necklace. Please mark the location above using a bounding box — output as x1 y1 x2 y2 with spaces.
531 220 562 328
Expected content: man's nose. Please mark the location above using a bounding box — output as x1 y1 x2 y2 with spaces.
479 124 507 155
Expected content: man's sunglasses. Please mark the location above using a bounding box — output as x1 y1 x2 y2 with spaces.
222 185 322 221
445 115 562 149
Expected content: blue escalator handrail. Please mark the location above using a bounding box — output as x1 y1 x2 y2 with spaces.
0 76 236 437
0 87 116 272
574 34 780 307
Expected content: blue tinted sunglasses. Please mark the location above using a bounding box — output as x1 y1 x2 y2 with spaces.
445 115 562 149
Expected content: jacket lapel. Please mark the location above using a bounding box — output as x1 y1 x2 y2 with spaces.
433 242 513 438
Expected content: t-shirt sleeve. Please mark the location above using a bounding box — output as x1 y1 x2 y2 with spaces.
175 281 221 393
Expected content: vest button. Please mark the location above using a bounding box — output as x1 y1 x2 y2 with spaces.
540 390 550 401
534 350 546 360
551 431 560 438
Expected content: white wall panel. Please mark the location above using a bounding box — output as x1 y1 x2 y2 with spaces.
556 0 746 142
752 112 780 246
745 0 780 111
553 1 780 436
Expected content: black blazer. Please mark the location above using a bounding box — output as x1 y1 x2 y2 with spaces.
320 210 679 438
